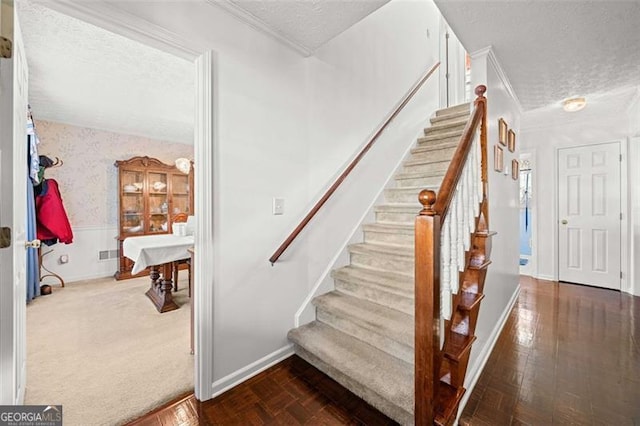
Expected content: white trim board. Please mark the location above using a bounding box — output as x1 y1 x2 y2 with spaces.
27 3 217 402
204 0 311 57
456 284 520 424
33 0 202 61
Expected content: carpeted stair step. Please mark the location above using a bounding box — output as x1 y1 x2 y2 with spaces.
430 109 469 125
374 203 422 224
384 186 434 204
411 140 459 155
423 117 468 135
394 171 444 188
417 129 464 146
313 291 414 362
288 321 414 425
408 145 458 163
401 158 450 176
435 102 470 117
348 242 414 274
363 222 414 246
332 265 414 315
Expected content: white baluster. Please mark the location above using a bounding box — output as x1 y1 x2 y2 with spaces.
456 190 465 273
466 161 475 237
449 191 459 294
441 217 450 293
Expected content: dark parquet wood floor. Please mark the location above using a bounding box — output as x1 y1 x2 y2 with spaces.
128 276 640 425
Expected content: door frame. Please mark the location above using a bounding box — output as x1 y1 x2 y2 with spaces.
554 139 629 292
18 2 217 401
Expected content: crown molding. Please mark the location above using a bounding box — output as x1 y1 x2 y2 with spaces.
32 0 202 60
204 0 312 57
625 86 640 114
471 46 523 114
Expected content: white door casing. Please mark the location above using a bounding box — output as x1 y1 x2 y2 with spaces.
558 142 621 290
0 2 29 405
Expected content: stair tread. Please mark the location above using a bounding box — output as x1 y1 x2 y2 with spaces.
349 242 414 258
435 102 470 116
314 291 413 347
395 170 446 180
417 129 464 143
374 203 424 212
288 321 414 414
403 157 451 167
424 119 468 134
443 331 476 361
430 109 470 124
434 382 466 426
362 222 414 233
411 141 459 154
458 291 484 311
332 265 414 296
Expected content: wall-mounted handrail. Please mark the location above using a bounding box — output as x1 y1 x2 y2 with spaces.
269 61 441 264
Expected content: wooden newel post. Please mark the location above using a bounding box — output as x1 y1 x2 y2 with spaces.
415 189 441 425
474 85 489 225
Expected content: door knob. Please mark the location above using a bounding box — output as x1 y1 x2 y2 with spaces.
25 239 41 249
561 219 568 225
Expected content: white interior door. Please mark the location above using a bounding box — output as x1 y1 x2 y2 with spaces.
558 142 621 290
0 2 28 405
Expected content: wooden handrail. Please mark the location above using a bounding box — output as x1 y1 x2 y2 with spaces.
269 61 441 264
433 85 487 221
414 85 488 425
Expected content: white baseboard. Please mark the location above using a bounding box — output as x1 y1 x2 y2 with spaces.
535 274 555 281
455 284 520 425
210 345 294 398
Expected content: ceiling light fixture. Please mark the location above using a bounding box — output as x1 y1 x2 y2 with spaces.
562 97 586 112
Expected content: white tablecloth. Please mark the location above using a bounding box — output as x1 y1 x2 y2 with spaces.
123 234 194 275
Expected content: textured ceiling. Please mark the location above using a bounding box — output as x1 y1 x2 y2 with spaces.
225 0 390 52
435 0 640 111
17 0 194 143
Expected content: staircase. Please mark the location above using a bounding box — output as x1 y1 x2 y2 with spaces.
288 100 493 425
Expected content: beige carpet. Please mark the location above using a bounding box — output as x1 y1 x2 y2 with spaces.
25 274 193 426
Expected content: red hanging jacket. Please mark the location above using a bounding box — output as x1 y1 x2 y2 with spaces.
36 179 73 244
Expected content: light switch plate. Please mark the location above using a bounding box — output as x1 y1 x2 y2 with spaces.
273 197 284 215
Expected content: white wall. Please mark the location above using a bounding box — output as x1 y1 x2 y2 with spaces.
461 48 521 410
83 0 446 395
301 0 442 302
520 89 637 294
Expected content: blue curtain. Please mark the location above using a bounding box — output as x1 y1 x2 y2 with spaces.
26 132 40 302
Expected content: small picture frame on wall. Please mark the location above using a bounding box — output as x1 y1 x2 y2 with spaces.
494 145 504 172
512 159 519 180
498 118 507 146
508 130 516 152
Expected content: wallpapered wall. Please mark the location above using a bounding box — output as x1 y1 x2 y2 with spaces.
35 120 194 228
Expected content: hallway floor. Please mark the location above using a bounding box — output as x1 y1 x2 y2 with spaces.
129 276 640 425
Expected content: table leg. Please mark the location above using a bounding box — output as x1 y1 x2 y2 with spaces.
145 263 179 313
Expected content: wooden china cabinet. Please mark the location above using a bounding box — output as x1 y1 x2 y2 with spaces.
114 156 193 280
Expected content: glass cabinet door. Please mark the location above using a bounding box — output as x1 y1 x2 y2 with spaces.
148 172 169 233
121 170 144 235
170 173 191 216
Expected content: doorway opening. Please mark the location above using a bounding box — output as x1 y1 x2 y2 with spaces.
18 2 197 423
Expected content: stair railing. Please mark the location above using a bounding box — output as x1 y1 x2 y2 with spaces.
269 61 441 264
414 85 488 425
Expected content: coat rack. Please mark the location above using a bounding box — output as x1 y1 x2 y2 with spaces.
38 247 65 287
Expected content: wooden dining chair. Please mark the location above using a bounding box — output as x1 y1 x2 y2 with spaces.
172 213 190 292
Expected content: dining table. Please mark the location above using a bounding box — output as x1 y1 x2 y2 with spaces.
123 234 194 313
